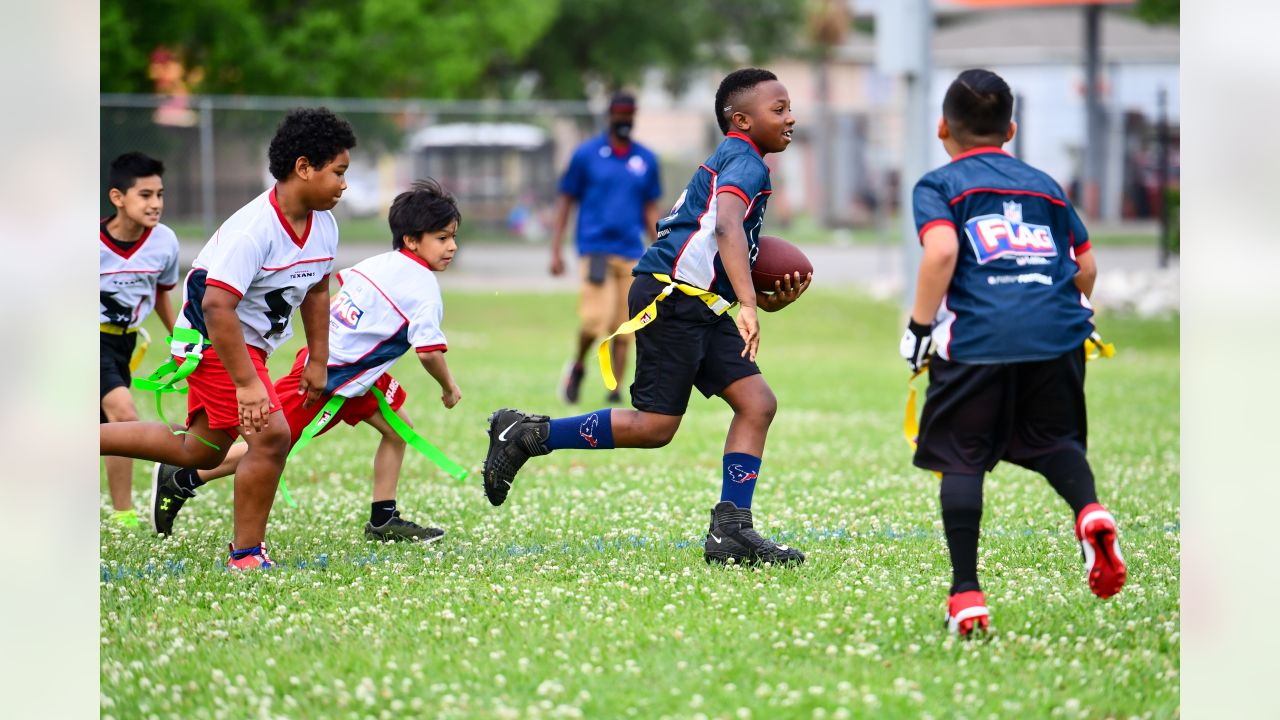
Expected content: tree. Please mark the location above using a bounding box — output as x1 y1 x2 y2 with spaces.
1135 0 1178 25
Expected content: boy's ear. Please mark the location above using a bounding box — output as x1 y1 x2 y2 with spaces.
936 117 950 141
108 187 126 208
732 110 751 132
293 156 313 180
1005 121 1017 144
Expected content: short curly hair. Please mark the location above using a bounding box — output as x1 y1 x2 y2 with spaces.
267 107 358 181
714 68 778 135
388 178 462 249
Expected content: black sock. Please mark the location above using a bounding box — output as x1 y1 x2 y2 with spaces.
940 473 984 594
175 467 206 494
371 500 397 526
1025 449 1098 517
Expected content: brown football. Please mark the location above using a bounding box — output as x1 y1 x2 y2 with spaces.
751 235 814 292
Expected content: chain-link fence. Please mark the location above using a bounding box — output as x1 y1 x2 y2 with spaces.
102 94 899 245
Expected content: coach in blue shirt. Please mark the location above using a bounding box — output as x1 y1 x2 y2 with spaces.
550 91 663 406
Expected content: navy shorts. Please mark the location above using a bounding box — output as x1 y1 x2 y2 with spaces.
913 347 1088 475
627 274 761 416
100 331 137 422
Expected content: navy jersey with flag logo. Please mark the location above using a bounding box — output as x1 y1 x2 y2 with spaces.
634 132 771 303
913 147 1094 363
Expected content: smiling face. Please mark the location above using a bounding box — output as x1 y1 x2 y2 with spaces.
300 148 350 211
109 175 164 228
735 80 795 154
405 219 459 271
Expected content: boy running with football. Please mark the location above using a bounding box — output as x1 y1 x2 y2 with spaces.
902 69 1126 636
482 68 812 566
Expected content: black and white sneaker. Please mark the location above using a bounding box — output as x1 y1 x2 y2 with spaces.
482 408 551 506
364 512 445 543
150 462 195 536
703 501 805 566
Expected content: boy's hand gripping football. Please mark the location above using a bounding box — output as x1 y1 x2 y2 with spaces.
756 271 812 312
900 319 934 372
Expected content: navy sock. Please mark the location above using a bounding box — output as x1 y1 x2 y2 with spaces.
720 453 761 509
175 467 205 493
546 409 615 450
230 545 262 560
371 500 397 526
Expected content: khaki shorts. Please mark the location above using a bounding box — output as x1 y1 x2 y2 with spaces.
578 254 638 338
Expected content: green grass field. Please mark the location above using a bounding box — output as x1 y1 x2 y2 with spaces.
101 290 1179 719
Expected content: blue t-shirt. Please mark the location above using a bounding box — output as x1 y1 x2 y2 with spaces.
913 146 1095 364
560 133 663 259
635 132 771 304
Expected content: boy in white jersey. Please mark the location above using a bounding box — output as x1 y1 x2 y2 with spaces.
100 108 358 569
100 152 180 528
150 179 463 543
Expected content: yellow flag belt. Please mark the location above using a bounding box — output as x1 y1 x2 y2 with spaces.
596 273 734 391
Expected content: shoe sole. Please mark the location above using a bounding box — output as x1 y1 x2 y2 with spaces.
148 462 164 534
704 551 805 567
365 530 446 544
482 410 512 506
946 607 991 637
1082 526 1127 598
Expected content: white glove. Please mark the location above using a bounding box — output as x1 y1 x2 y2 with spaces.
900 319 934 372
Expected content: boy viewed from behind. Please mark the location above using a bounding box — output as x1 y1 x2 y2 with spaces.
100 152 180 528
150 179 463 543
902 69 1126 637
100 107 357 569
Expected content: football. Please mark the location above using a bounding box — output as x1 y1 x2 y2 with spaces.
751 235 813 292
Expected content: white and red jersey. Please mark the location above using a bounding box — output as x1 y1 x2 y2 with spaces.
173 187 338 356
99 219 180 329
322 249 448 398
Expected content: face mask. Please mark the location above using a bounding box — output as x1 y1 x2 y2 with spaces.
610 121 633 141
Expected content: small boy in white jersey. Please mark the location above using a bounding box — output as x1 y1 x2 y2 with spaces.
100 107 357 569
100 152 180 528
149 179 463 543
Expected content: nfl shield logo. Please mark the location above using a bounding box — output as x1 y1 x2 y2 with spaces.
1003 201 1022 223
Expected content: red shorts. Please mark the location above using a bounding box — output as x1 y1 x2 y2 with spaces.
274 348 408 446
183 345 281 438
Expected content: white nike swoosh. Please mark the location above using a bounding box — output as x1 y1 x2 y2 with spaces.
710 534 723 544
497 420 519 441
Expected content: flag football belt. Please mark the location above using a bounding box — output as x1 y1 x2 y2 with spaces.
100 323 138 336
278 388 470 508
596 273 734 391
131 326 220 451
904 331 1118 454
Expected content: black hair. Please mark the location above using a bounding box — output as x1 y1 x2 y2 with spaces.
608 91 636 113
267 107 358 181
108 151 165 192
714 68 778 135
388 178 462 249
942 69 1014 143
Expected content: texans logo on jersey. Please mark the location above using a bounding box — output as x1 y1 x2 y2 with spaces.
964 213 1058 265
330 291 364 329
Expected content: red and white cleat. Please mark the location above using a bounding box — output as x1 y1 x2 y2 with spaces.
945 590 990 637
1076 503 1126 599
226 542 274 570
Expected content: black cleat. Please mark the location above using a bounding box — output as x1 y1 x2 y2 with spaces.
482 408 551 506
150 462 195 535
703 501 805 567
559 361 585 404
364 511 445 543
605 389 623 405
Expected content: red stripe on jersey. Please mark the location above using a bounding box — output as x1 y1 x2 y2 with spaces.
158 283 176 291
949 146 1010 162
205 278 244 298
398 248 433 270
743 189 772 216
948 187 1067 208
918 219 956 243
1074 239 1092 254
416 344 448 353
716 185 751 206
100 225 154 260
269 186 313 248
726 131 762 157
346 268 408 320
261 256 334 271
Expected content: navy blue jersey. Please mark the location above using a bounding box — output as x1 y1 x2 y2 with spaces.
635 132 771 303
913 147 1094 363
560 133 663 259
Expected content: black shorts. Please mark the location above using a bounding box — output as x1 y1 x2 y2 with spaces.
913 348 1087 475
628 274 761 416
100 331 137 422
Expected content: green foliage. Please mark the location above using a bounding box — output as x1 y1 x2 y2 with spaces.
1135 0 1179 25
102 290 1179 717
101 0 807 99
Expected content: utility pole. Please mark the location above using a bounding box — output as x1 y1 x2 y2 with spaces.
1082 4 1104 219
